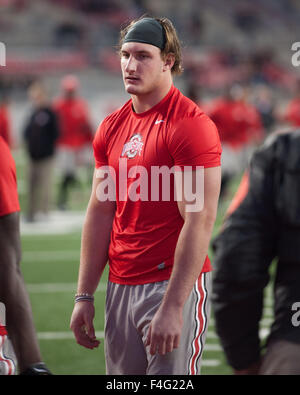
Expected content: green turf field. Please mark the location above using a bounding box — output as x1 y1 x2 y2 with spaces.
14 149 273 375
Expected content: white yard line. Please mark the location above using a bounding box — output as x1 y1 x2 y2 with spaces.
206 331 218 339
37 331 105 340
259 328 270 338
202 360 221 367
260 317 273 326
204 344 222 351
263 307 273 317
20 211 86 235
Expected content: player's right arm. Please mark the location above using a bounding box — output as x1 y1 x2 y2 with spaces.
70 169 116 349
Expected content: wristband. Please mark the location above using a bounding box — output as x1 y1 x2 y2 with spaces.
75 293 94 303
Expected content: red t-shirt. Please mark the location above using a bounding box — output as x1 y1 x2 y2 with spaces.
54 98 93 148
0 137 20 217
93 85 222 285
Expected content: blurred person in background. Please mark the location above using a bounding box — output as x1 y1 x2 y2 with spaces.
252 84 276 135
212 130 300 375
0 135 52 375
208 83 263 199
54 74 94 210
23 81 59 222
284 79 300 128
0 92 13 148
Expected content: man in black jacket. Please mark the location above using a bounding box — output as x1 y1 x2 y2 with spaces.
24 81 59 222
212 130 300 375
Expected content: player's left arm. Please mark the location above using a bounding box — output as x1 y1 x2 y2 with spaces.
146 166 221 355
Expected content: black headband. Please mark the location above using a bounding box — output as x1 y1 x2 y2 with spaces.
123 18 166 50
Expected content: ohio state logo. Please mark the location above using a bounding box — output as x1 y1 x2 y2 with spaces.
121 134 143 159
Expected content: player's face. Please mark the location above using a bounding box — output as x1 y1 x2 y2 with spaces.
120 42 166 96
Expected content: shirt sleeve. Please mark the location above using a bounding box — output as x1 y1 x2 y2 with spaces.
167 113 222 168
92 121 108 168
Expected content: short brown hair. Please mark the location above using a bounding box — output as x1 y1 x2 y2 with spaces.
118 15 183 76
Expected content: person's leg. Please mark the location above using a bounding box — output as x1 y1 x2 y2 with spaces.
138 273 212 375
57 148 76 210
27 160 39 221
178 271 211 375
57 172 77 210
0 317 15 375
219 144 240 200
259 339 300 375
105 282 148 374
0 213 44 373
2 273 42 373
39 157 54 216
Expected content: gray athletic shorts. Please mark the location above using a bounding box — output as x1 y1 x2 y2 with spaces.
104 272 211 375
